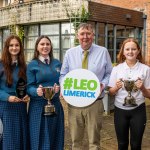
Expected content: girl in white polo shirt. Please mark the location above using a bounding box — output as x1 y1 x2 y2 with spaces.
108 38 150 150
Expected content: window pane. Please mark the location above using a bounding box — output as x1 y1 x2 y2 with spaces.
24 25 39 36
108 24 114 36
3 29 10 43
61 23 75 34
62 35 75 49
99 23 105 35
98 36 105 47
53 49 59 60
48 36 59 49
25 37 38 49
116 38 125 50
108 37 114 49
61 49 67 62
126 27 135 37
135 28 142 39
25 50 34 63
108 50 114 61
41 24 59 35
116 25 126 37
97 23 105 46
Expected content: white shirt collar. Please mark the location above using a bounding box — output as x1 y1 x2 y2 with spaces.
38 55 50 64
11 60 18 65
123 60 139 70
80 44 93 54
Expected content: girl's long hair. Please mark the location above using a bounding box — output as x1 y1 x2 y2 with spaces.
33 35 53 62
1 35 26 86
117 38 144 64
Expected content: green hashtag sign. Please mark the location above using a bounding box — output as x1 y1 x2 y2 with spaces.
63 78 97 90
63 78 73 89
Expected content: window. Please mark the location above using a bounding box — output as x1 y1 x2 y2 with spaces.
116 25 126 50
61 23 75 61
3 29 10 43
126 27 135 37
24 25 39 63
95 23 142 63
41 24 59 35
107 24 114 49
97 23 105 47
41 24 60 59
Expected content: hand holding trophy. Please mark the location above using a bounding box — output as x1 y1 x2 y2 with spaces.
120 79 138 107
42 84 60 116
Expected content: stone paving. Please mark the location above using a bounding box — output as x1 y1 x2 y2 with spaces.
62 99 150 150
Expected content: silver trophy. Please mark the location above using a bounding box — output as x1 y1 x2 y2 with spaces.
121 79 138 107
42 87 56 116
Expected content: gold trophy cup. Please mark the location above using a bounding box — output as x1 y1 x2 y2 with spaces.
42 87 56 116
122 80 138 107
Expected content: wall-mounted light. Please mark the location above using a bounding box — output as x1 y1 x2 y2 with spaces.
125 14 131 20
19 0 23 4
142 14 147 19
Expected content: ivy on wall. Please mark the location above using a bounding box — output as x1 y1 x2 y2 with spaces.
8 8 24 41
8 24 24 42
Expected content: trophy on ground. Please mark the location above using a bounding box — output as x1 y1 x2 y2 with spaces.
16 78 27 99
121 79 138 107
42 86 58 116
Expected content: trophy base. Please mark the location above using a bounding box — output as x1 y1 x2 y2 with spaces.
44 112 56 116
123 103 138 107
44 105 56 116
123 96 137 107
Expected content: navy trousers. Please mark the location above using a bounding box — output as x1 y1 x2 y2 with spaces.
114 103 146 150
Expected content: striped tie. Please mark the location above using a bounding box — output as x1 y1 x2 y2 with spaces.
44 59 48 64
82 50 89 69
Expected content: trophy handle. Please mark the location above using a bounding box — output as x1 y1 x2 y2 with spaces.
120 78 124 83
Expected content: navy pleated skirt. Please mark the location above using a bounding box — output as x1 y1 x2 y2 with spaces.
28 97 64 150
0 101 28 150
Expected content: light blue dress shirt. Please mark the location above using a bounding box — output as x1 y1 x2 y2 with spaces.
60 43 112 97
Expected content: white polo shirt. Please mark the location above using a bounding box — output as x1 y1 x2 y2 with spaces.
108 61 150 110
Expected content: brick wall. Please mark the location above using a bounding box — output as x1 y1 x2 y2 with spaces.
89 2 143 27
91 0 147 10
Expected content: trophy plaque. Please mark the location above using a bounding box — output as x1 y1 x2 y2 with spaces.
42 87 56 116
122 80 137 107
16 78 27 99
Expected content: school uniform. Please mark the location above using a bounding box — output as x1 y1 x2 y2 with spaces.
27 57 64 150
0 62 28 150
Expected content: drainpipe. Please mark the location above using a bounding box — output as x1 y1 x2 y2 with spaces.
142 14 147 60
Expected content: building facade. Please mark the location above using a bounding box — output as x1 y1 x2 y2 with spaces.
0 0 145 64
93 0 150 65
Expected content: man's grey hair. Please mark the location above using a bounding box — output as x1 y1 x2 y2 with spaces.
77 23 94 32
